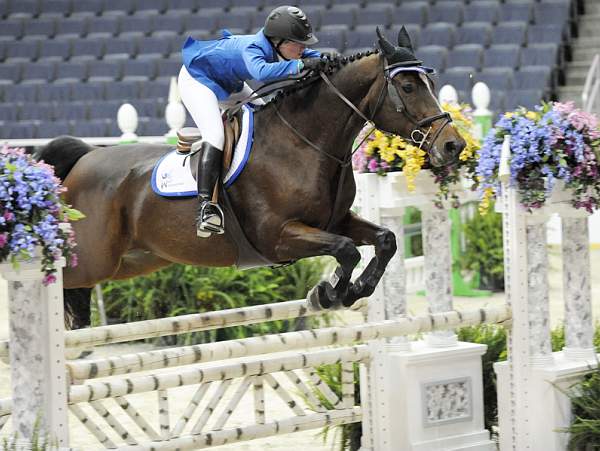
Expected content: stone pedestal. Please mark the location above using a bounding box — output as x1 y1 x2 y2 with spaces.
385 341 494 451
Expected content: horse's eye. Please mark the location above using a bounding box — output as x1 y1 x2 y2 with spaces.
402 84 413 94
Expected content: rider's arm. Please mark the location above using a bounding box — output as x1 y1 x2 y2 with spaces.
302 48 321 58
243 43 303 81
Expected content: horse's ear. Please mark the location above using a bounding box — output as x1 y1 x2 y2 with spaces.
397 26 414 52
376 26 396 57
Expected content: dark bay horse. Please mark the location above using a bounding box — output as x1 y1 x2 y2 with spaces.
37 28 465 328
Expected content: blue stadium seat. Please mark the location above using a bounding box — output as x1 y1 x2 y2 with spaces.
38 84 72 102
38 40 72 61
505 89 544 110
0 19 24 40
346 26 377 51
151 14 185 37
183 12 219 35
0 64 22 84
133 0 167 15
429 1 464 25
71 40 105 61
320 6 356 30
87 60 123 82
20 103 55 121
527 25 564 45
104 81 140 101
54 61 88 83
489 90 506 114
5 41 39 62
169 35 186 57
22 18 56 40
499 2 533 23
71 81 106 100
39 0 72 17
138 118 168 136
393 2 428 26
136 36 172 60
316 26 347 52
156 59 182 81
483 44 521 69
0 104 20 122
130 99 160 118
492 21 528 45
0 42 6 61
103 0 135 16
21 62 56 84
165 0 198 14
70 0 103 17
419 23 456 48
5 122 38 139
514 66 553 90
7 0 40 19
199 0 230 9
330 0 361 5
103 37 137 60
356 3 391 28
139 79 169 100
87 16 121 38
448 44 483 71
88 101 122 120
5 85 38 102
233 0 263 8
417 46 448 72
463 1 499 24
122 60 156 81
217 7 256 34
37 121 72 138
72 120 109 137
439 67 474 93
55 17 89 38
0 1 7 19
119 15 153 38
478 67 514 91
53 102 89 121
533 1 571 25
520 43 559 68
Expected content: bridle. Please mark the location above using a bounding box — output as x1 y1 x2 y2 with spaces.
274 54 454 167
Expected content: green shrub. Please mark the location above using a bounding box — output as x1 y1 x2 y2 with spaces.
462 205 504 291
100 258 328 344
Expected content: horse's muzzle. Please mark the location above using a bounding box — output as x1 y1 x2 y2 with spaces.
431 138 466 167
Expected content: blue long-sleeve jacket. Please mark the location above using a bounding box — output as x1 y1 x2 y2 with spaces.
182 28 320 100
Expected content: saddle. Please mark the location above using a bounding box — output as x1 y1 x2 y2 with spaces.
176 111 242 175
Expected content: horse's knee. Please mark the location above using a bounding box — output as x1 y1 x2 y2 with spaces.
376 229 397 258
331 237 360 269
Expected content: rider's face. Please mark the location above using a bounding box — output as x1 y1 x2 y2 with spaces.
279 40 306 60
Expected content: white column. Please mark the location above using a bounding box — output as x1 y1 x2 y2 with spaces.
560 211 595 360
421 205 457 347
0 257 69 447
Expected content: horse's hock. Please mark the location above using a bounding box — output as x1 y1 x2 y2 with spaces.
1 141 598 450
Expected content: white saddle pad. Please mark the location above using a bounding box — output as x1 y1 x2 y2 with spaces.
151 105 254 197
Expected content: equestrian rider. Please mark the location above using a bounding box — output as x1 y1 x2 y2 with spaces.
179 5 323 237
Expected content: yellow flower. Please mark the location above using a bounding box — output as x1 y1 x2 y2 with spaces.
525 110 540 121
397 142 426 191
478 187 495 215
504 112 514 119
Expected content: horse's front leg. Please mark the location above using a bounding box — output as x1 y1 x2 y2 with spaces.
335 211 397 306
275 221 361 310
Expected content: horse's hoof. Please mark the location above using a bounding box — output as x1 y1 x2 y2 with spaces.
306 282 343 311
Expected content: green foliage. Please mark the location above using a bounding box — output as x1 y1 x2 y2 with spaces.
560 364 600 450
100 258 328 345
462 205 504 291
457 324 507 432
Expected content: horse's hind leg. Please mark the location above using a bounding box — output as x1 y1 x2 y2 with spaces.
275 221 361 309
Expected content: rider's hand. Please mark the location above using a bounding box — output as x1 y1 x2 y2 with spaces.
301 57 326 72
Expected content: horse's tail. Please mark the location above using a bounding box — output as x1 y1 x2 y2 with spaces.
64 287 92 329
34 136 94 181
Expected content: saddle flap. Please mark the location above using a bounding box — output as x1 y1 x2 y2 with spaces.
223 111 242 173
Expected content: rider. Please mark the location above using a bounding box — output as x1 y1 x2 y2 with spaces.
179 5 323 237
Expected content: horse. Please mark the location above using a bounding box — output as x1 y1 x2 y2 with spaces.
37 27 465 328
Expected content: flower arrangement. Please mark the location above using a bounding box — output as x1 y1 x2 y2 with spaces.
352 103 481 207
0 146 83 284
476 101 600 212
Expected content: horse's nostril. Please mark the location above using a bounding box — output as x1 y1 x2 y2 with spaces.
444 140 464 156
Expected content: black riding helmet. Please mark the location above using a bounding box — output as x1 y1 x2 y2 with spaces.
264 6 318 46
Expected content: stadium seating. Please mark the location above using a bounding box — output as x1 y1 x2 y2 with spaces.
0 0 576 138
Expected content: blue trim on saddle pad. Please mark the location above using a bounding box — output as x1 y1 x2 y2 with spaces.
151 105 254 197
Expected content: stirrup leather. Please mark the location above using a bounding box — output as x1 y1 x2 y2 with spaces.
197 201 225 234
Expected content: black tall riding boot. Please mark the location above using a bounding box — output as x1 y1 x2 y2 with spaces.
196 141 225 236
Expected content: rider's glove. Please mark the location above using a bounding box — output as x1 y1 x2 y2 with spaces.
300 57 326 72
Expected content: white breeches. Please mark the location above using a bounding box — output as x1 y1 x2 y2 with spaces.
178 65 263 151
